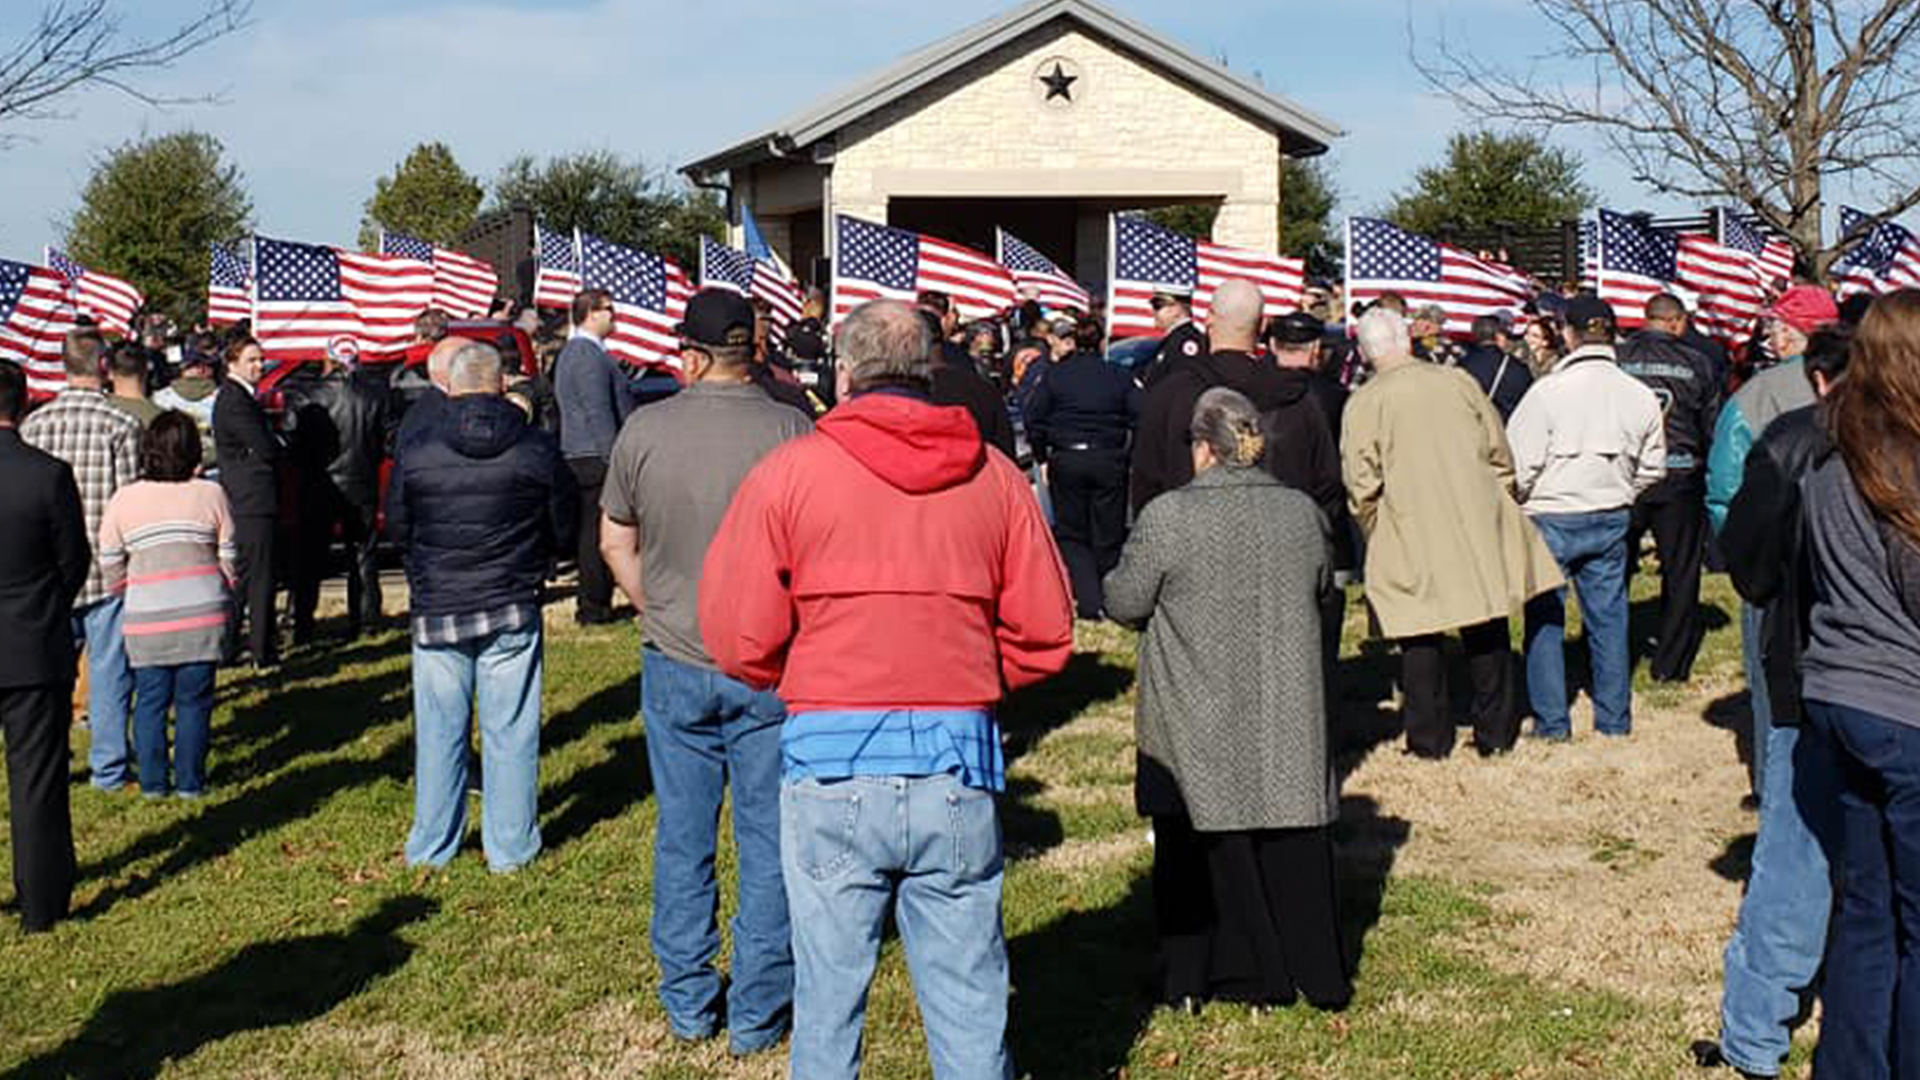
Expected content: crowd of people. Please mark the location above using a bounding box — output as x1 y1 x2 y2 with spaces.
0 252 1915 1079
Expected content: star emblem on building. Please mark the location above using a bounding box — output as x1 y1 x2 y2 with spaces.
1039 61 1078 102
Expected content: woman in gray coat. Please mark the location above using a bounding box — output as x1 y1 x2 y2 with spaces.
1104 387 1351 1013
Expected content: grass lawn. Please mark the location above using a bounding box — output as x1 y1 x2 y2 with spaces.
0 571 1776 1078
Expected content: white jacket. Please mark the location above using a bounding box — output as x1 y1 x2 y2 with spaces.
1507 345 1667 515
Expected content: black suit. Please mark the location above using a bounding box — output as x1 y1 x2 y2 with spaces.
931 343 1017 460
214 378 282 665
0 428 90 930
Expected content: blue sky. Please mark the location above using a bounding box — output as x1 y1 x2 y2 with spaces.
0 0 1694 258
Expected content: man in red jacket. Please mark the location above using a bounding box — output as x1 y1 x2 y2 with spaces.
701 299 1073 1080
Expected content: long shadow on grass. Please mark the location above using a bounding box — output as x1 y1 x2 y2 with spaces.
1703 690 1757 792
72 737 413 919
999 650 1134 765
1008 793 1409 1078
1 895 436 1080
541 732 651 850
215 659 412 781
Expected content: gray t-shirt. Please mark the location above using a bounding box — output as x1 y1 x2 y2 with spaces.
601 381 812 669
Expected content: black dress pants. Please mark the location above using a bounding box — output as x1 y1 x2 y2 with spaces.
291 491 382 639
2 685 76 931
229 513 278 666
1151 813 1351 1009
1049 448 1130 618
344 498 382 633
1399 618 1517 757
1628 475 1706 681
568 457 614 622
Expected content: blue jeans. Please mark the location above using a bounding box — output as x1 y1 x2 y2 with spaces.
1524 509 1633 737
131 663 216 796
405 624 543 872
1808 700 1920 1080
782 773 1013 1080
72 597 134 789
1717 713 1840 1076
640 647 791 1052
1742 602 1774 797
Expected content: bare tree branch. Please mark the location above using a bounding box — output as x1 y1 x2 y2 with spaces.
0 0 253 147
1412 0 1920 273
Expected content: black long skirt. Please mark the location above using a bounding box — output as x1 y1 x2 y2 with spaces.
1150 813 1352 1010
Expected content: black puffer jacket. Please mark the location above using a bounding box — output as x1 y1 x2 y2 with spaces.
281 366 389 507
385 393 579 618
1721 404 1828 727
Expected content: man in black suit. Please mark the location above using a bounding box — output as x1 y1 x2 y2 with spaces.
0 359 91 932
214 337 283 669
915 292 1016 460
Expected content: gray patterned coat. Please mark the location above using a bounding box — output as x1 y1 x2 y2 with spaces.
1103 465 1337 831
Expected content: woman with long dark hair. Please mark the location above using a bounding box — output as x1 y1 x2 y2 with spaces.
1800 288 1920 1077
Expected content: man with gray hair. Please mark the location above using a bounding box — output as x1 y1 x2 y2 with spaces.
700 298 1073 1080
385 339 578 873
1343 306 1564 759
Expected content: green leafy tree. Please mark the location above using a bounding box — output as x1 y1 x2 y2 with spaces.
491 150 721 269
1279 157 1340 280
1385 131 1593 237
64 129 251 326
358 142 483 251
1141 203 1218 240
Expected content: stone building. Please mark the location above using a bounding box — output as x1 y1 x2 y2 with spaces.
681 0 1340 290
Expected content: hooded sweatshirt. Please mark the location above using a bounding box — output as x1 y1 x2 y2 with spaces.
384 393 578 621
699 391 1074 715
153 374 219 467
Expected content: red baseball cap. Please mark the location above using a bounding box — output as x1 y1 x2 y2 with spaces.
1768 285 1839 334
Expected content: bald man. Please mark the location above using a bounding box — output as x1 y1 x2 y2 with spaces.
394 336 466 458
1129 279 1343 523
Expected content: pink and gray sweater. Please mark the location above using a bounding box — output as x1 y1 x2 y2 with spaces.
98 479 237 667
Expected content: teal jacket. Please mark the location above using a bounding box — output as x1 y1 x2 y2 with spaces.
1707 359 1816 534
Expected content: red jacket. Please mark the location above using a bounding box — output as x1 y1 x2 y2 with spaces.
700 392 1073 711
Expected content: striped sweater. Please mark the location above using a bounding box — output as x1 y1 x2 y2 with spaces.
98 479 236 667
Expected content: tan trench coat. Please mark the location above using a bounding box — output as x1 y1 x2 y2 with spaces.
1341 359 1564 639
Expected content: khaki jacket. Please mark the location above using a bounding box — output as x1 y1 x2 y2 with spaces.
1342 359 1564 639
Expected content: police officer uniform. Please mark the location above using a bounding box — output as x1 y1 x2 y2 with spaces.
1141 287 1207 389
1025 332 1142 619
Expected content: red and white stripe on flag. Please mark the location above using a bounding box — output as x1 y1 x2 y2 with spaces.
0 260 79 398
605 264 691 372
46 248 141 337
534 224 583 311
429 248 498 317
916 235 1018 321
830 216 1016 325
1674 235 1766 346
338 251 435 359
1193 241 1304 326
1346 218 1529 338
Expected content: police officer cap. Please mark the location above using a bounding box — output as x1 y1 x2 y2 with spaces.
1149 285 1194 306
1268 311 1324 345
678 288 756 348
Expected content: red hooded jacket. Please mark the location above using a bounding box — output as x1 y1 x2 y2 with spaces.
700 392 1073 711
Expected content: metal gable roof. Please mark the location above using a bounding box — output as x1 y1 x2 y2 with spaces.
681 0 1343 180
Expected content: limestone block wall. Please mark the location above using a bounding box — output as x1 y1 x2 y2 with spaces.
828 21 1283 251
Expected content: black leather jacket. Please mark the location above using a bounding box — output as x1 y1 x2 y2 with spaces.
282 366 390 508
1618 329 1723 477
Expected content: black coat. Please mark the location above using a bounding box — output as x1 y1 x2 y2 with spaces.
1024 351 1140 463
1130 350 1345 532
1459 343 1534 421
281 366 389 508
384 394 579 618
213 378 280 517
0 429 90 688
1618 328 1722 475
1722 404 1829 728
1141 321 1207 389
931 343 1017 460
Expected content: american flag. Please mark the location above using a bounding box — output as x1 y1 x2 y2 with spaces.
45 248 142 337
830 215 1017 324
253 235 434 361
380 230 499 317
577 230 691 372
698 235 756 297
1596 209 1681 327
1674 233 1768 345
207 241 251 327
1832 206 1920 298
742 208 805 335
700 234 804 346
996 228 1089 313
1344 217 1531 337
0 259 79 397
1579 219 1600 289
1720 212 1796 288
1107 215 1304 339
534 222 583 311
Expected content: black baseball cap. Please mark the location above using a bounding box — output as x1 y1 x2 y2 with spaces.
1565 293 1617 333
678 288 756 348
1267 311 1324 345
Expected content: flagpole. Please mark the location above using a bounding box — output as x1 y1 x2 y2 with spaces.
1340 216 1352 329
1105 212 1117 342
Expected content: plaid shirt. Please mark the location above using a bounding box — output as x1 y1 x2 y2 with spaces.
21 388 142 606
411 601 540 648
